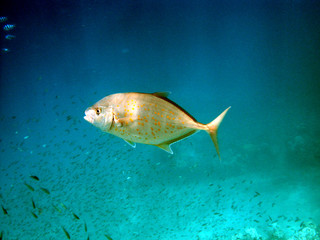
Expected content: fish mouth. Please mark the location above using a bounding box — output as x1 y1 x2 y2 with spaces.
84 108 95 123
84 115 93 123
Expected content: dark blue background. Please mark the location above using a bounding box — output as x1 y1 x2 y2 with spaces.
1 0 320 239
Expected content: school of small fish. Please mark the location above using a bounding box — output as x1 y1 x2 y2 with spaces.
0 89 319 239
0 16 16 54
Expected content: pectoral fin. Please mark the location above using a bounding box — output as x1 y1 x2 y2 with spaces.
113 116 123 127
157 143 173 154
124 139 136 148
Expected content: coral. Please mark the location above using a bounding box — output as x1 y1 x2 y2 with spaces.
231 227 262 240
266 223 286 240
288 222 320 240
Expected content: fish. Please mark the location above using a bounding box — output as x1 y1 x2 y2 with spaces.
60 203 68 209
40 187 50 194
5 34 15 40
32 199 36 209
72 212 80 220
1 205 8 215
254 192 260 197
3 24 15 31
30 175 39 181
1 48 10 54
84 92 230 158
104 234 113 240
0 230 3 240
62 227 71 239
0 17 8 22
24 183 35 191
52 204 62 213
84 222 88 232
31 212 38 218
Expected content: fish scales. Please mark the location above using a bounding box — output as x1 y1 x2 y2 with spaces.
105 93 198 144
85 92 230 157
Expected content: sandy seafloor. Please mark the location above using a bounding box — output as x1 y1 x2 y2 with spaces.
0 0 320 239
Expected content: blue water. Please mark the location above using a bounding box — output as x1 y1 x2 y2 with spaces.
1 0 320 239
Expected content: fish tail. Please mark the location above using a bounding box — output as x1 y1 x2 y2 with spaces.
206 107 231 160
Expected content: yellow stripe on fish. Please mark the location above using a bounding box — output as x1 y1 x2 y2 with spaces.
84 92 230 159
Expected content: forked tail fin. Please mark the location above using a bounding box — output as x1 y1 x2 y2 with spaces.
206 107 231 160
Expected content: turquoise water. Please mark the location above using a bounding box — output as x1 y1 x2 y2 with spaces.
1 0 320 239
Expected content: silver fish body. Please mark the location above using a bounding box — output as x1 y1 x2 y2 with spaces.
84 92 230 158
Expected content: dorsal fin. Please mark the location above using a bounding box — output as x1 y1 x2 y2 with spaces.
152 92 171 98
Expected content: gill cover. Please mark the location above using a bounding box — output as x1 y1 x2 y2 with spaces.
99 106 114 131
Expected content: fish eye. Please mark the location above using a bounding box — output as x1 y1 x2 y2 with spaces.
96 108 101 115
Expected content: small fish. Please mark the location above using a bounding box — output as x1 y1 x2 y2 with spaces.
84 92 230 159
30 175 40 181
3 24 15 31
0 230 3 240
60 203 68 209
72 212 80 220
62 227 71 239
0 17 8 22
104 234 113 240
84 222 87 232
1 205 8 215
5 34 15 40
52 204 62 213
31 212 38 218
24 183 35 191
1 48 10 54
32 199 36 209
40 187 50 194
254 192 260 197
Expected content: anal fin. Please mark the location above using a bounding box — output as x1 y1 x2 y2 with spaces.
157 143 173 154
124 139 136 148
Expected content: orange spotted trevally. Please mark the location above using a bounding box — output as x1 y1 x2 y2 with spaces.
84 92 230 159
